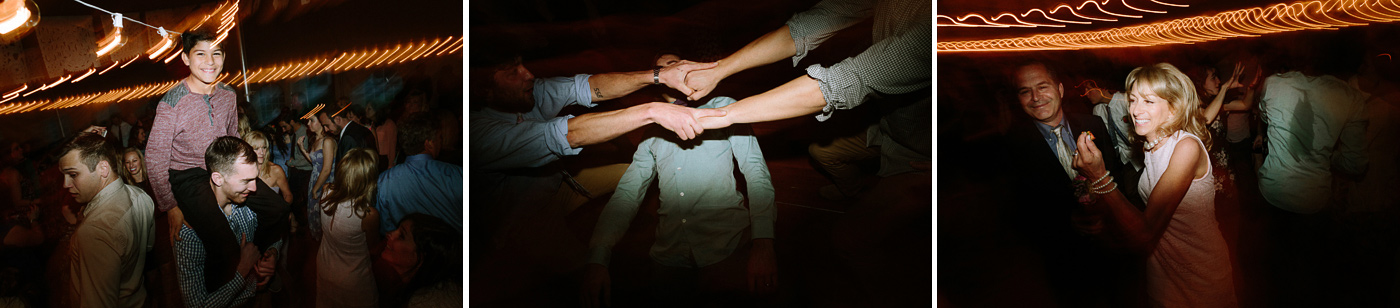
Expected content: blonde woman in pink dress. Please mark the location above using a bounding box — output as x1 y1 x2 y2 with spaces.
316 148 381 308
1070 63 1238 307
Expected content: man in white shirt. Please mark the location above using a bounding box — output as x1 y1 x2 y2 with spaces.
62 133 156 307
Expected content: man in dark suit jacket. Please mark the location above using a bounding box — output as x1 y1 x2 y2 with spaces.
324 103 380 168
997 61 1145 308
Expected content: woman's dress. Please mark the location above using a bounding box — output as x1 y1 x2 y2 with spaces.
1137 131 1237 307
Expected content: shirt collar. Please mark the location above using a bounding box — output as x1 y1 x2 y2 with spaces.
339 122 350 138
82 178 126 217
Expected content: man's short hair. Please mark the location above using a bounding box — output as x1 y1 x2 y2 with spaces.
344 104 367 121
205 136 256 175
181 29 218 55
60 133 125 178
1011 60 1062 86
398 112 439 155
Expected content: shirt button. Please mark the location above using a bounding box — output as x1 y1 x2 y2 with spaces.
677 167 682 170
682 219 687 223
679 192 685 197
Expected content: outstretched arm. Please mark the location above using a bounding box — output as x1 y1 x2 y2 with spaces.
696 76 826 130
589 61 718 101
567 102 727 145
685 25 798 101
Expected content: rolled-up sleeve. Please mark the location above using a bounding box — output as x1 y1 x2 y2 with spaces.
786 0 876 65
531 74 597 118
469 115 581 170
806 19 931 121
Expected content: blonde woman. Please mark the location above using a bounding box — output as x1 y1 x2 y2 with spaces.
243 131 293 204
1071 63 1236 307
316 148 380 308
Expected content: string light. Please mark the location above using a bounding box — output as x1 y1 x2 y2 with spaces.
938 0 1400 52
70 68 97 83
938 0 1184 28
0 37 461 115
0 0 33 34
95 13 125 56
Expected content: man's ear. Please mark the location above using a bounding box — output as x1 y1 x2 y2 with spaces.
1057 82 1065 97
180 52 190 66
211 171 224 187
96 161 112 180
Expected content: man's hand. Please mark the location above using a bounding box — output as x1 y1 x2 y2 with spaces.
255 248 278 288
236 234 259 277
579 263 611 308
645 103 727 140
168 207 188 243
684 62 727 101
747 238 778 295
657 60 719 96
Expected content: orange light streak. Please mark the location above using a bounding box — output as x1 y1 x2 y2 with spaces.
98 61 120 75
71 68 97 83
164 51 181 63
1078 0 1141 18
942 0 1182 27
3 85 26 98
939 0 1400 52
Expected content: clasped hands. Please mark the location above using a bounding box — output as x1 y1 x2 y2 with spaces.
649 58 733 140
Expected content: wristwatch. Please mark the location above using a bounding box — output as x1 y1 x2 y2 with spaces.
653 68 661 85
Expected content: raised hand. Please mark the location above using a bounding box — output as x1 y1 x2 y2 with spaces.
1071 131 1107 179
1225 62 1245 90
657 60 719 96
683 61 727 101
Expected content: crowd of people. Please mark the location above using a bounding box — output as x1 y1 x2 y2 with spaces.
0 28 464 308
940 27 1400 307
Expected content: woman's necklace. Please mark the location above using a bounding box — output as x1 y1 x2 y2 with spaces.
1144 132 1170 152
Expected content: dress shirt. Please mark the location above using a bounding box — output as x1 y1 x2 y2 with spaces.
174 205 274 308
469 74 595 222
1034 117 1078 162
787 0 931 121
1094 92 1144 171
70 178 155 308
376 154 463 233
588 97 776 268
145 81 239 211
1258 71 1369 213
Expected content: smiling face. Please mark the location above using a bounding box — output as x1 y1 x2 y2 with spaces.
124 151 144 182
214 157 259 204
180 40 224 91
1128 83 1176 141
1014 63 1065 127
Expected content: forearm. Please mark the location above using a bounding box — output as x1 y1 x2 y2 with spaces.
587 71 653 101
1203 91 1228 124
704 76 824 128
566 104 653 148
716 25 798 79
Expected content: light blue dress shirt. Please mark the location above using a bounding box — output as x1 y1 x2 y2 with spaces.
377 154 464 234
1258 71 1369 213
588 97 776 268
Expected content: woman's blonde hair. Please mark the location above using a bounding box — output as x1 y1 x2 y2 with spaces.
320 148 378 219
1125 63 1212 149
